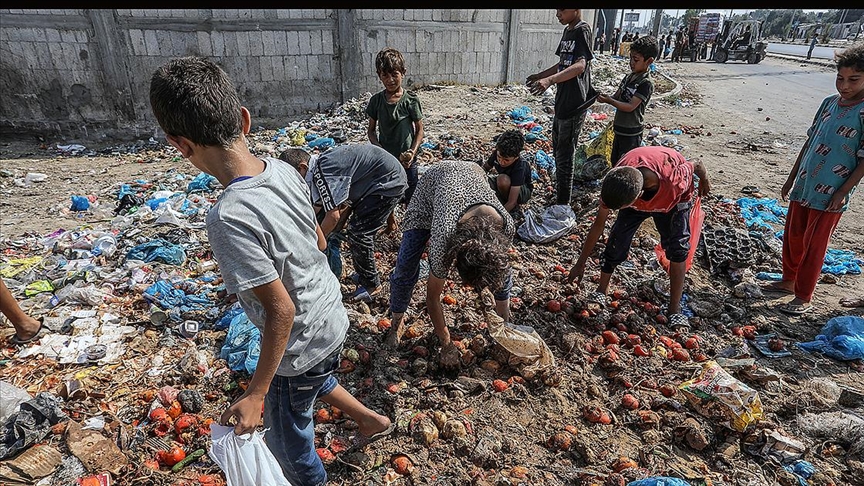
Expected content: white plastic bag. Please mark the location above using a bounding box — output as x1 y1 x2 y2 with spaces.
516 204 577 244
208 423 293 486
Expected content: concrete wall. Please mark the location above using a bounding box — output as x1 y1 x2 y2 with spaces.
0 9 595 143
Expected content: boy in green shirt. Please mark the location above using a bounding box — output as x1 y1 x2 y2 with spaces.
366 47 424 232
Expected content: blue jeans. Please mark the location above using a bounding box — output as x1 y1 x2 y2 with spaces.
263 347 341 486
389 228 513 314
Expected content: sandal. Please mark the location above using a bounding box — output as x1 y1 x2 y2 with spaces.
778 302 814 315
9 317 46 345
668 313 691 331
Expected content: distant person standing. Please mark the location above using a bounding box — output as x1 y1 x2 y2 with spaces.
611 27 622 56
658 35 666 62
807 34 818 60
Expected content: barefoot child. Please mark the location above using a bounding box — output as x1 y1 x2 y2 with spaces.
764 43 864 315
150 57 392 486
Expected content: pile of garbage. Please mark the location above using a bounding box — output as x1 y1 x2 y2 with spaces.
1 54 862 486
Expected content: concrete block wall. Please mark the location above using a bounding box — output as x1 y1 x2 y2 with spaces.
0 9 582 142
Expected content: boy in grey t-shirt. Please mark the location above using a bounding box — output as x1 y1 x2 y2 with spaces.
150 57 392 486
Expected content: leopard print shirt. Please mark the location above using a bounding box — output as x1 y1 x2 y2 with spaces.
401 160 515 279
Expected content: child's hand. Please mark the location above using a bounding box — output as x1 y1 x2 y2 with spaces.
697 177 711 197
529 78 552 96
399 150 415 167
597 93 612 104
780 178 794 201
827 189 849 211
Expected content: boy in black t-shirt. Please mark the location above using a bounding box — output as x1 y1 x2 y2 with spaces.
482 129 533 213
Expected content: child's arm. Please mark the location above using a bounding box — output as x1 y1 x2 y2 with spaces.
503 185 521 213
529 58 586 96
567 204 611 285
367 119 380 146
827 157 864 211
407 119 424 161
526 64 558 84
691 159 711 197
220 279 295 435
782 142 809 201
315 223 327 251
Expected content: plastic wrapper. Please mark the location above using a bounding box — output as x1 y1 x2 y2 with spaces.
679 360 764 432
482 289 555 379
516 204 577 244
208 424 292 486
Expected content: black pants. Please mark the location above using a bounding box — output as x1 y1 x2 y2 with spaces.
600 201 692 274
552 110 588 205
610 132 642 167
347 194 401 289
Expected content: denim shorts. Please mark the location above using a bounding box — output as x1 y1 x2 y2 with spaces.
262 346 341 486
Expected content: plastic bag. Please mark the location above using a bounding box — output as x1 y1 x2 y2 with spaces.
679 360 764 432
655 196 705 273
797 315 864 361
516 204 577 244
626 478 691 486
481 289 555 379
584 120 614 166
208 424 292 486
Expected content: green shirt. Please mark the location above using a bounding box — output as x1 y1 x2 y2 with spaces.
365 90 423 158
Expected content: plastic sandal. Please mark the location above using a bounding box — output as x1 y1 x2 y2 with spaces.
669 313 691 330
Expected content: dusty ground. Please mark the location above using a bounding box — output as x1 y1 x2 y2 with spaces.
1 53 863 486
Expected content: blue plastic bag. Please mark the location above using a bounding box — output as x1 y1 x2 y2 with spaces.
187 172 217 193
797 315 864 361
535 149 556 176
308 137 335 149
126 239 186 265
70 195 90 211
220 311 260 375
627 478 691 486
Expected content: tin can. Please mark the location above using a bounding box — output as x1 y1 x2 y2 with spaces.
85 344 107 362
149 305 168 326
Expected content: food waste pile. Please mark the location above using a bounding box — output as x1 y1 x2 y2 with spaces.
1 54 863 486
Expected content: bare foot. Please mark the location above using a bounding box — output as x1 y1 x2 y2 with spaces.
761 280 794 294
13 316 41 342
385 322 404 347
840 296 864 308
439 342 461 370
357 413 392 439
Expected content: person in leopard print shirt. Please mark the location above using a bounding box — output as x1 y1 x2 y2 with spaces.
386 160 516 367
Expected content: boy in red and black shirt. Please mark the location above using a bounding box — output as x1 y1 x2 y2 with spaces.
567 146 711 329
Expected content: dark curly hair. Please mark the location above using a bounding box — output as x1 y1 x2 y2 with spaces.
376 47 406 75
494 129 525 159
150 56 243 147
444 213 510 292
600 166 644 210
631 35 659 61
835 42 864 72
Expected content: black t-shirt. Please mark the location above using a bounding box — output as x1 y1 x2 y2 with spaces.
486 151 533 190
554 21 596 120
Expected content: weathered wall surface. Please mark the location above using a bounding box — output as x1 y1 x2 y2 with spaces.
0 9 593 142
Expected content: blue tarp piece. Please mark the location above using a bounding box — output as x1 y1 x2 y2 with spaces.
70 195 90 211
797 315 864 361
187 172 217 193
756 272 783 281
126 239 186 265
308 137 335 149
626 478 691 486
534 149 556 177
220 311 260 375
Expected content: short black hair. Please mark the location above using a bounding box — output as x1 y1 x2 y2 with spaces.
278 148 310 170
150 56 243 147
376 47 406 75
631 35 659 60
600 166 643 210
494 129 525 159
444 213 510 292
835 42 864 73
